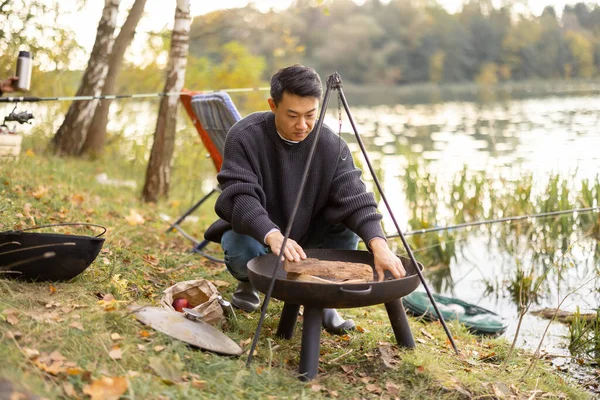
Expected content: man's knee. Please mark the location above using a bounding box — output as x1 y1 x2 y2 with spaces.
221 231 267 281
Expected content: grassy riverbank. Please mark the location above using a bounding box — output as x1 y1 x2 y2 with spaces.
0 153 592 399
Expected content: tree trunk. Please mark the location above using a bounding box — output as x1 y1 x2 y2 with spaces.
141 0 191 202
80 0 148 157
49 0 120 156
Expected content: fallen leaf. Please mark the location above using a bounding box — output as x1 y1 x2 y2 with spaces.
385 381 402 395
142 254 159 266
212 280 231 288
6 331 22 340
148 357 182 383
71 194 85 206
34 359 65 375
420 328 434 340
340 365 354 374
111 333 123 341
491 382 511 398
153 346 165 353
191 379 206 389
378 345 398 370
311 384 322 392
366 384 381 393
49 285 57 294
6 313 19 325
137 344 147 351
23 348 40 359
109 347 123 360
66 367 86 376
23 203 32 214
83 376 129 400
49 351 66 362
63 382 77 398
32 186 48 199
70 321 84 331
415 365 426 374
125 209 145 226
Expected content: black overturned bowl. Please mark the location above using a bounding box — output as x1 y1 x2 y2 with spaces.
0 223 106 281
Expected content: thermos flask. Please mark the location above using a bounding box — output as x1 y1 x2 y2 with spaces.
15 51 32 91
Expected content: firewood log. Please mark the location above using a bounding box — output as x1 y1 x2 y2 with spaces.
284 258 374 282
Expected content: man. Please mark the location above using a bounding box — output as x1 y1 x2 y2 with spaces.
204 64 406 334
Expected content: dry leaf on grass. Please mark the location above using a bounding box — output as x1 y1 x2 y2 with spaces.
125 209 145 226
191 379 206 389
70 321 84 331
385 381 402 395
23 348 40 359
6 313 19 325
71 194 85 206
366 383 382 393
83 376 128 400
148 357 182 384
109 347 123 360
31 186 48 199
63 382 77 398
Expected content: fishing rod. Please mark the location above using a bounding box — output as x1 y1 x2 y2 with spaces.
0 87 270 103
390 206 600 238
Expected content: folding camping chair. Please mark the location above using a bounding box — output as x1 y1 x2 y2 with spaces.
167 90 242 261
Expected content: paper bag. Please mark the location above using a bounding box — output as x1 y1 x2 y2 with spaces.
162 279 225 326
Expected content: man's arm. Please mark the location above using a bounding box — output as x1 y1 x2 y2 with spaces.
214 130 278 244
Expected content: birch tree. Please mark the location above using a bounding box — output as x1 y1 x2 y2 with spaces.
81 0 148 157
142 0 191 202
49 0 119 156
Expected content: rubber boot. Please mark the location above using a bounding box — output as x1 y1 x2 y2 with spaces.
322 308 355 334
231 281 261 312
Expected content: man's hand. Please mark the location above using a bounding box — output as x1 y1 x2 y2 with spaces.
265 230 307 262
0 77 18 93
369 237 406 282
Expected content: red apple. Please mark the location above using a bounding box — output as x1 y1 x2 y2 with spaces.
172 298 190 312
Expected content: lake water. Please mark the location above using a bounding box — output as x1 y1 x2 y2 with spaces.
323 90 600 356
6 87 600 358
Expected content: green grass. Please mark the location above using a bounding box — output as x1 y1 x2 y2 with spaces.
0 153 592 399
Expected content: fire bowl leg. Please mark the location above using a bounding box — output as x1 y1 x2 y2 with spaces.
385 298 415 348
276 303 301 339
299 306 323 381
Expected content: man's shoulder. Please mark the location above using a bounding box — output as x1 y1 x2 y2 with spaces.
230 111 271 135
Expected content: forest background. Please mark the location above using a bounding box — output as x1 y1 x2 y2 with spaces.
2 0 600 108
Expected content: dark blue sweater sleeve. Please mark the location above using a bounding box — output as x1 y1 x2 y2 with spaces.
214 131 278 243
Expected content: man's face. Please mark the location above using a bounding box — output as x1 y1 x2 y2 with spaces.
268 92 319 142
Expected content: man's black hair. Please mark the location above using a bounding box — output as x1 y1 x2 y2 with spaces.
270 64 323 105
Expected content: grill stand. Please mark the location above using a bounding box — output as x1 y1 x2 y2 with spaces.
276 299 414 380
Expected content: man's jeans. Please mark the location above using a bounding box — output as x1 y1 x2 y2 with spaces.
221 222 359 282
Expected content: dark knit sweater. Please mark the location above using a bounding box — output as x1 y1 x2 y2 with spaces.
204 111 385 246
